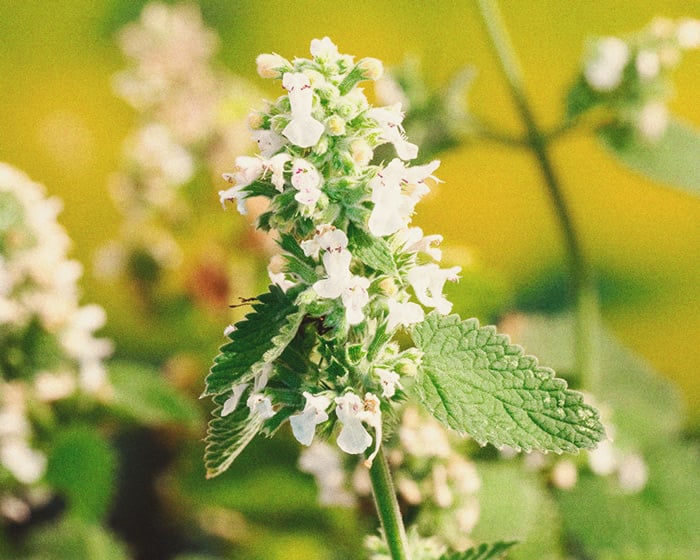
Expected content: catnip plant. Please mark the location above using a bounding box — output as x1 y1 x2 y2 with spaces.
203 37 605 559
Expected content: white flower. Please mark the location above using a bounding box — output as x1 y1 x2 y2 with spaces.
375 368 402 398
635 49 660 80
341 275 370 325
0 439 47 485
310 37 341 61
407 263 461 315
617 453 648 494
256 52 289 78
677 18 700 49
368 159 440 237
263 153 291 191
291 158 323 205
290 391 332 446
584 37 629 91
334 392 372 455
282 72 325 148
313 249 352 299
247 393 275 419
367 104 418 160
268 254 295 292
386 298 424 331
218 183 247 214
312 249 371 325
637 101 668 141
358 393 382 466
221 382 249 417
251 129 286 157
401 227 443 261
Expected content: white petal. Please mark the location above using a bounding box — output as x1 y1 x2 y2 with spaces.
290 408 320 446
336 418 372 454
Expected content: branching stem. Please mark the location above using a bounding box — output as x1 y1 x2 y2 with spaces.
476 0 599 391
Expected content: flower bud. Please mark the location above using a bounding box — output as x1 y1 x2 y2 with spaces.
358 57 384 80
247 111 264 130
256 53 289 78
327 115 346 136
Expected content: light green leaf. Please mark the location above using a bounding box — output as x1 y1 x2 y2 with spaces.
24 518 129 560
411 312 605 453
204 398 265 479
203 284 306 398
108 361 201 429
440 541 516 560
600 119 700 195
557 443 700 560
45 427 116 523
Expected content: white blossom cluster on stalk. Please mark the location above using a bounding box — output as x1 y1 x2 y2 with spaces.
214 37 462 469
0 163 112 521
580 17 700 141
299 405 481 549
98 1 264 291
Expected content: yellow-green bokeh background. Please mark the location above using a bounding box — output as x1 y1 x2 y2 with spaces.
1 0 698 420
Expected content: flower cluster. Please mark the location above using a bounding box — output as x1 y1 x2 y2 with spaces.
0 163 112 520
300 405 481 549
215 37 461 466
575 17 700 141
98 2 263 303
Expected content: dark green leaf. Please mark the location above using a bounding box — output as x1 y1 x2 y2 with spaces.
204 395 265 478
203 284 305 398
599 118 700 195
348 223 398 275
411 312 605 453
45 427 117 522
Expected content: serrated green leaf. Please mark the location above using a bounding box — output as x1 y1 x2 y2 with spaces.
45 427 116 523
440 541 516 560
599 119 700 195
204 397 265 478
108 361 201 429
348 223 398 275
203 284 305 398
411 312 605 453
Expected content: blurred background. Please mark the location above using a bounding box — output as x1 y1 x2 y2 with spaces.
1 1 699 559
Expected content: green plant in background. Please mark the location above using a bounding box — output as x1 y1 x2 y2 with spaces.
0 163 199 558
202 36 604 559
371 2 700 558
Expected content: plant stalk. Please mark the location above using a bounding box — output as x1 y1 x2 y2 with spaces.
369 446 410 560
476 0 599 392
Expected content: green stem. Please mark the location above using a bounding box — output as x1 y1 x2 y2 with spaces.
476 0 599 392
369 446 409 560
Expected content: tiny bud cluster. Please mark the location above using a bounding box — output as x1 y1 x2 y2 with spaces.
579 17 700 141
215 38 462 465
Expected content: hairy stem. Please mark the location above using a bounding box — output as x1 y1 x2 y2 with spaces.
476 0 599 391
369 446 409 560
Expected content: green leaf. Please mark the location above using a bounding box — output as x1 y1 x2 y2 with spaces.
348 223 398 276
556 443 700 560
24 518 129 560
470 462 565 560
440 541 516 560
204 399 264 478
203 284 306 398
599 119 700 195
45 427 117 523
108 361 201 429
411 312 605 453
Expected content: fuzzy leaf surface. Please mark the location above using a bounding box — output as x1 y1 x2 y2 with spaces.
411 312 604 453
203 284 305 398
204 398 265 478
600 119 700 195
440 541 516 560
